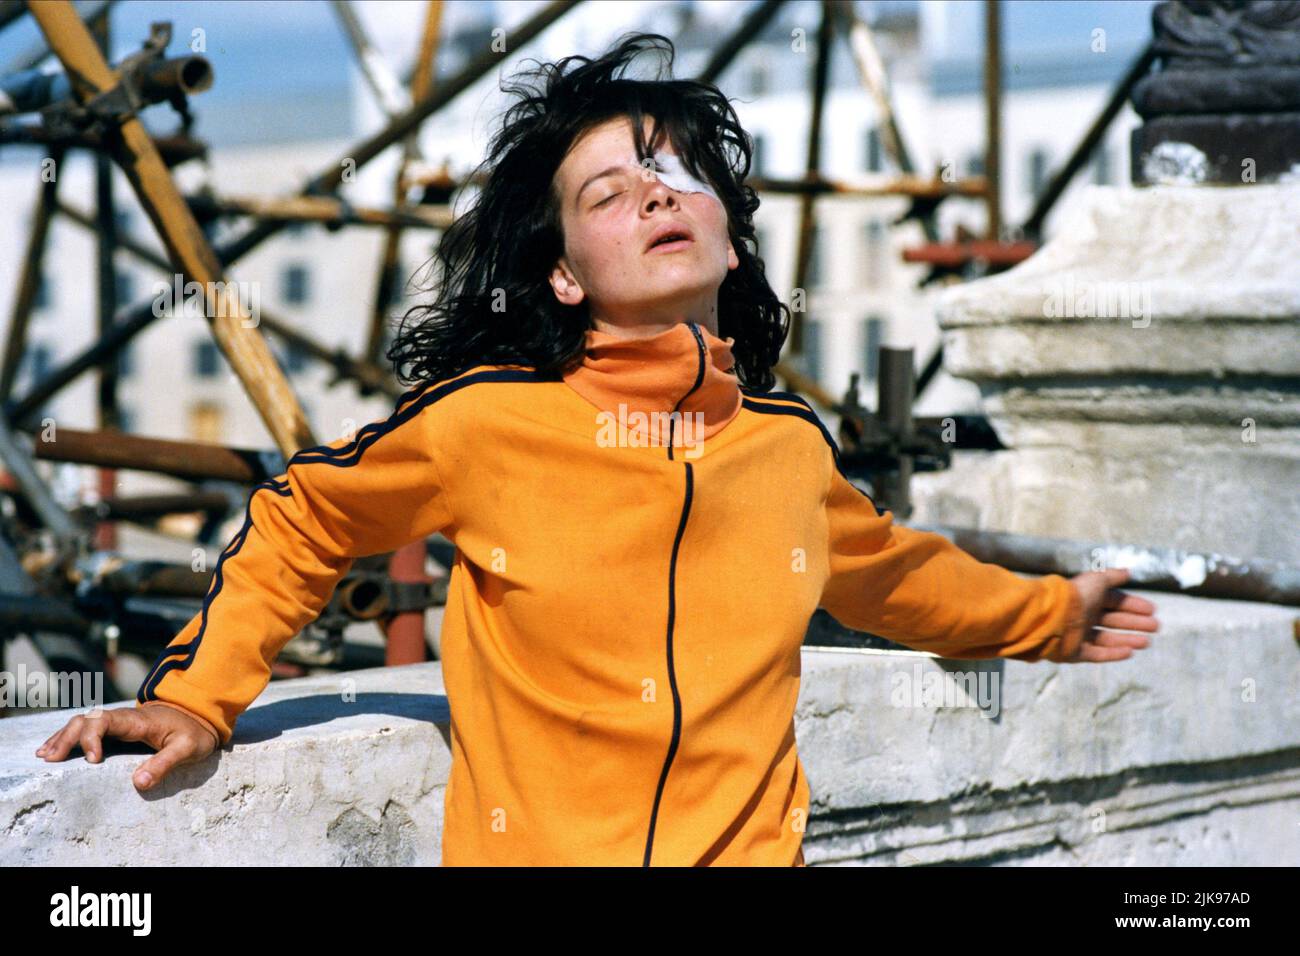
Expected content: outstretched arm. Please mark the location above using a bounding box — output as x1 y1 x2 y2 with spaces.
819 468 1157 662
133 385 456 745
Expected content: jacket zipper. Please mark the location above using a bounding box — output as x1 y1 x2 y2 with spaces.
643 321 708 866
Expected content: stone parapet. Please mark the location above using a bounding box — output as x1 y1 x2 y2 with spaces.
2 587 1296 866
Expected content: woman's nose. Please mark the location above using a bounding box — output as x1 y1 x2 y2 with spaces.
644 181 680 213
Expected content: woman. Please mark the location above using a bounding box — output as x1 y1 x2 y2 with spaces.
35 33 1157 866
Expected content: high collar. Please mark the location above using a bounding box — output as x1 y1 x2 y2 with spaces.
562 321 743 445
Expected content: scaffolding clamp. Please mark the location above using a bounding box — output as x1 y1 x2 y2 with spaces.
40 22 180 138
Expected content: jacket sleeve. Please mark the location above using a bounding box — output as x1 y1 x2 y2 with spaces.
818 467 1086 662
135 389 455 745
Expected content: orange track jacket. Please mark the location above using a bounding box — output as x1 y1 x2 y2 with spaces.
135 320 1086 866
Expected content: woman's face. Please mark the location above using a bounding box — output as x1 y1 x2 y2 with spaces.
548 114 739 336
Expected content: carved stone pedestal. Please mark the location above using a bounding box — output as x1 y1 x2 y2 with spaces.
913 183 1300 564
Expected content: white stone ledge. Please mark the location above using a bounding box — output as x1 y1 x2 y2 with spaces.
910 448 1300 565
936 184 1300 330
2 588 1297 865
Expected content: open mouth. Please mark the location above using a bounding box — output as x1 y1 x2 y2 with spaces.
646 232 694 253
646 221 696 253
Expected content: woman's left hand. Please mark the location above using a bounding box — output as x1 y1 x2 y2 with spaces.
1062 568 1160 663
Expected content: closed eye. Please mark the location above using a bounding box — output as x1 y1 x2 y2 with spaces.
595 192 622 208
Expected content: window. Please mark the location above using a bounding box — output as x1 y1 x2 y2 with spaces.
752 225 768 258
804 225 824 288
113 209 131 235
116 341 134 377
1027 147 1051 200
116 406 134 434
966 152 985 177
386 261 409 306
285 220 308 237
114 269 134 305
281 263 310 305
34 269 51 312
187 401 224 444
865 127 883 173
277 341 308 374
864 219 887 287
1092 146 1112 185
27 344 52 382
862 315 884 382
795 319 822 383
194 340 222 378
748 60 769 97
751 132 767 179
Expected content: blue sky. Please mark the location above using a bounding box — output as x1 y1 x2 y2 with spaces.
1 1 1163 86
2 1 351 93
0 1 1160 143
928 0 1156 59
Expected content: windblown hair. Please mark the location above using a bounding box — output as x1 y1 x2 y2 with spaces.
386 31 789 392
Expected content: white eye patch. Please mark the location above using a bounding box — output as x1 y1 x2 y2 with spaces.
635 152 721 203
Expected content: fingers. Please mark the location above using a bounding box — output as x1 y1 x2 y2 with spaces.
133 736 204 793
1065 626 1153 663
35 707 211 793
1098 611 1159 632
1074 642 1135 663
1102 568 1131 588
35 726 65 758
36 713 95 761
1102 588 1157 615
1090 629 1151 649
1072 630 1151 663
79 718 108 763
36 708 167 762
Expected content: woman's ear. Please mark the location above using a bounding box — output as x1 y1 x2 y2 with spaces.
549 257 585 306
726 241 740 271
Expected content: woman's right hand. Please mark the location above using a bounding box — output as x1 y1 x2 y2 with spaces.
34 702 219 792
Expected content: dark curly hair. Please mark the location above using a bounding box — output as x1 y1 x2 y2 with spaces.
386 31 789 392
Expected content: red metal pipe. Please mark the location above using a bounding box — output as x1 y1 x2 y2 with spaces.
383 540 429 665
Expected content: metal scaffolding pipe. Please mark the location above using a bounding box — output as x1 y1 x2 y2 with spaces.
0 54 211 117
874 347 915 518
304 0 580 198
28 1 313 457
0 415 76 539
19 422 281 484
365 0 443 367
331 0 409 117
6 1 580 431
788 0 833 358
983 0 1002 240
695 0 786 86
0 145 63 402
914 525 1300 607
92 9 119 553
1020 41 1156 238
0 593 92 636
73 490 234 524
0 124 206 164
186 193 451 230
747 172 986 198
54 199 402 399
93 560 214 599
